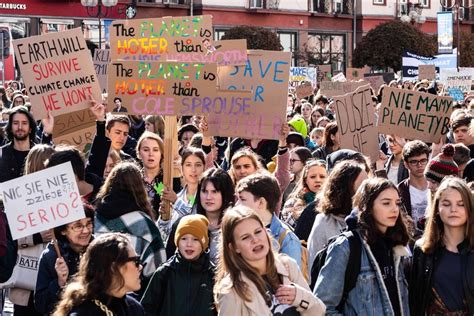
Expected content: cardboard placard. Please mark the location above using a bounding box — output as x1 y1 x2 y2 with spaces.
331 72 346 82
53 108 96 137
364 75 385 92
295 82 314 99
418 65 436 80
319 81 368 97
317 65 331 82
379 87 453 143
289 67 317 88
440 68 473 93
94 49 110 94
1 162 85 240
333 84 379 161
53 125 95 155
364 72 395 85
110 15 213 61
165 39 248 66
346 67 369 81
217 50 291 140
13 28 102 119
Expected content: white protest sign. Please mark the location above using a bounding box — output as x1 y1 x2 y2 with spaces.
1 162 85 240
439 68 473 93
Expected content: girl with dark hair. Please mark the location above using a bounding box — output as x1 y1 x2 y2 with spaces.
35 205 95 315
94 161 166 283
410 177 474 316
314 177 411 315
282 147 313 204
0 87 11 109
309 106 325 131
308 161 368 264
312 121 340 161
214 206 325 315
53 233 144 315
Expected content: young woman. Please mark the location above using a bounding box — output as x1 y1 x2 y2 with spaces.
228 148 264 184
53 233 144 315
282 147 313 204
35 205 95 315
300 102 313 127
94 161 166 282
307 161 368 265
144 115 165 138
312 122 340 161
410 177 474 316
314 177 411 315
281 160 327 229
159 147 205 242
309 107 325 131
214 206 326 315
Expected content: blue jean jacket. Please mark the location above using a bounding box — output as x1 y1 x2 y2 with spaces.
313 231 410 316
269 215 303 269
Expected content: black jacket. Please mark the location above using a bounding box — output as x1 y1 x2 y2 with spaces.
141 252 216 316
69 294 144 316
410 240 474 316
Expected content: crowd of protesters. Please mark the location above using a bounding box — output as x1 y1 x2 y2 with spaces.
0 74 473 316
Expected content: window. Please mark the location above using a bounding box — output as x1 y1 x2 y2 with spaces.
419 0 430 8
373 0 385 4
214 29 227 40
250 0 263 8
311 0 328 13
277 31 297 66
306 33 346 73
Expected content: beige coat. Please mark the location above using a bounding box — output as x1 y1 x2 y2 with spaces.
215 254 326 316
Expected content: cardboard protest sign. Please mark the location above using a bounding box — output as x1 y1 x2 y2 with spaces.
289 67 317 88
418 65 436 80
165 39 248 66
365 72 395 85
333 84 379 161
379 87 453 143
13 28 102 119
364 75 385 92
53 108 96 137
54 125 95 155
319 81 367 97
110 15 214 61
317 65 331 82
331 72 346 82
1 162 85 240
440 68 473 93
295 82 314 99
217 50 291 140
94 49 110 94
346 67 369 81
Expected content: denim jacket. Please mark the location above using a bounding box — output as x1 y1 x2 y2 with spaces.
313 230 410 316
268 214 303 269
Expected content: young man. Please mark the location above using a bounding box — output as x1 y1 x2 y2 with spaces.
397 140 431 238
235 173 303 269
112 97 128 113
451 111 474 158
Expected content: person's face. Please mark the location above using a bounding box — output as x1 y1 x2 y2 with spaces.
438 188 468 229
236 191 263 215
114 99 121 106
6 89 13 99
181 131 195 147
302 104 312 119
289 152 304 174
287 96 294 107
139 138 162 170
372 187 401 234
311 132 323 147
231 218 269 268
178 233 203 261
386 135 402 155
104 156 116 179
353 170 368 192
427 178 440 193
233 157 257 182
11 113 31 141
61 218 93 249
330 131 341 148
200 181 223 213
404 154 429 179
2 113 9 121
311 111 322 124
117 246 142 293
182 154 204 185
107 122 129 151
144 121 155 133
453 125 474 146
305 165 327 193
317 119 329 128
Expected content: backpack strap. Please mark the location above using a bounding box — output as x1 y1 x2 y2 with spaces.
278 227 289 246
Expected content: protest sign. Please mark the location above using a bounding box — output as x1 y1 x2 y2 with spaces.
333 84 379 161
402 50 456 80
440 68 473 93
53 108 96 137
317 65 331 82
346 67 369 81
54 125 95 155
110 15 214 61
447 88 465 102
319 81 367 97
13 28 102 119
364 75 385 92
1 162 85 240
364 72 395 85
217 50 291 140
289 67 317 88
94 49 110 94
379 87 453 143
331 72 346 82
295 82 314 99
418 65 436 80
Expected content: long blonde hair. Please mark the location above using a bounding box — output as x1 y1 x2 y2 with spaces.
24 144 55 174
215 206 279 302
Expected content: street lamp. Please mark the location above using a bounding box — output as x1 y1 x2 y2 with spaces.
440 0 474 69
81 0 118 49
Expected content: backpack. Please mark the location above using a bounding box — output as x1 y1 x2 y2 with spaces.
310 231 362 311
278 227 310 282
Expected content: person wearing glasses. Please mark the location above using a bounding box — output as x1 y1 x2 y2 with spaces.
53 233 145 315
397 140 431 239
35 204 95 315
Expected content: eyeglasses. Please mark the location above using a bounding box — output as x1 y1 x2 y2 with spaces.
408 159 428 166
289 159 301 164
69 222 93 232
124 256 142 269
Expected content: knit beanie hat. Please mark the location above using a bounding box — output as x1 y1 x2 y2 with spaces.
175 214 209 250
288 116 308 138
286 132 305 148
424 144 459 184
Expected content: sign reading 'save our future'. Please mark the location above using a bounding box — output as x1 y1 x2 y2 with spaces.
13 28 102 119
379 87 453 143
1 162 85 240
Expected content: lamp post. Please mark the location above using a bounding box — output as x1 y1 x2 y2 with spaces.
81 0 118 49
439 0 474 69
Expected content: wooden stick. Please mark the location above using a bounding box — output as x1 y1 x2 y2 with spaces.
51 231 62 259
162 116 179 221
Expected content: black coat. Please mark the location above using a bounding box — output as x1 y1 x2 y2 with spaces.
410 240 474 316
69 294 144 316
